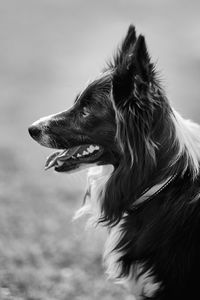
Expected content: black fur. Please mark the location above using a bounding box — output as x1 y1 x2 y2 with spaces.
29 25 200 299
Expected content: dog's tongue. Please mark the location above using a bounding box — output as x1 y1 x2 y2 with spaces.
45 146 81 170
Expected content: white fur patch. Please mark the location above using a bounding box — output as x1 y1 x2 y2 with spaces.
128 265 161 299
103 220 125 280
172 109 200 178
74 164 114 225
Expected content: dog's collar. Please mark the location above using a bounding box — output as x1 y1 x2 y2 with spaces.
133 174 177 206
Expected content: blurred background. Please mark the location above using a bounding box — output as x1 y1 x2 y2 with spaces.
0 0 200 299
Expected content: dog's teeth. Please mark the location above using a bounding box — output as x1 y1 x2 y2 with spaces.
87 145 100 153
90 146 95 152
77 153 81 157
82 151 88 156
57 161 64 166
87 146 94 153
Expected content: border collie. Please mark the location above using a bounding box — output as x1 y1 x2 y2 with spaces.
28 25 200 300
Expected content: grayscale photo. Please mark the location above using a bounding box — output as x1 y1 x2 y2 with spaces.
1 1 200 299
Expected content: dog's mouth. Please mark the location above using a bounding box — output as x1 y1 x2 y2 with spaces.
45 144 104 172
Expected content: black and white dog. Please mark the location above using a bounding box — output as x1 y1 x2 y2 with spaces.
29 25 200 299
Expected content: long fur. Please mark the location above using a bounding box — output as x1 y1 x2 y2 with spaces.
77 27 200 299
29 25 200 300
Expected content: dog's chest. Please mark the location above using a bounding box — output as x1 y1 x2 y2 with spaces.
104 221 161 299
79 166 162 299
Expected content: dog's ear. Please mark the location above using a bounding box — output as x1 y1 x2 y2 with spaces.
112 34 154 108
108 25 137 69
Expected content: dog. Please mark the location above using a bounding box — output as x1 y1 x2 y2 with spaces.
28 25 200 299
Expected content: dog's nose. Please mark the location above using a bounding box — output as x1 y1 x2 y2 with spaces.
28 125 41 140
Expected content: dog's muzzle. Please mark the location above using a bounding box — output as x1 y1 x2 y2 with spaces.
28 114 56 147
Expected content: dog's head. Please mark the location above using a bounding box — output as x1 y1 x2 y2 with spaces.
28 25 168 178
28 71 119 172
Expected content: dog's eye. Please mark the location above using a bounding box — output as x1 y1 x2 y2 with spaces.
82 107 90 118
